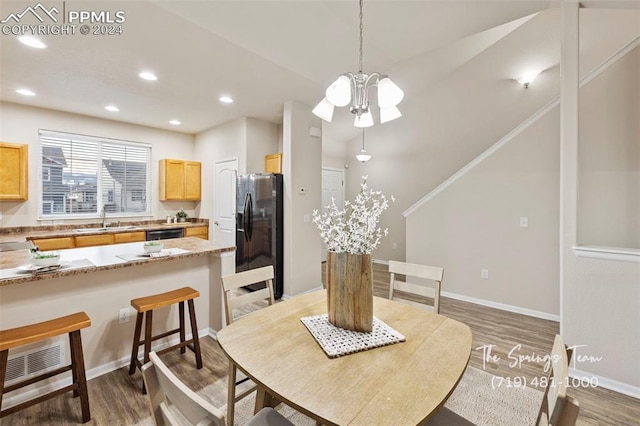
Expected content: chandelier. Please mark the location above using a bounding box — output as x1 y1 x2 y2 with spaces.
312 0 404 128
356 129 371 162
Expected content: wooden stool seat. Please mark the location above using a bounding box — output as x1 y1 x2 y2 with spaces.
129 287 202 394
0 312 91 422
131 287 200 313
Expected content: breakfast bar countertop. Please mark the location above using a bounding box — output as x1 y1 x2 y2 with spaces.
0 237 235 287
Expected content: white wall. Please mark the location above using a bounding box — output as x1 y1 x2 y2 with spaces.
193 118 245 223
282 101 322 296
0 102 195 227
578 46 640 249
342 8 640 263
561 5 640 393
407 109 560 316
245 117 278 174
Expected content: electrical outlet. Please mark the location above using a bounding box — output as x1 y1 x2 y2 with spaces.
481 269 489 280
392 243 398 250
119 308 130 324
520 217 529 228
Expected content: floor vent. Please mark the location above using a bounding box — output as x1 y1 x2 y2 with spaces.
6 342 65 384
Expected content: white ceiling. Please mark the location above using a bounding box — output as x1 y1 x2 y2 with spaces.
0 1 551 139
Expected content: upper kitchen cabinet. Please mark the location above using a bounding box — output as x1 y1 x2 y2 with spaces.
159 159 201 201
0 142 28 201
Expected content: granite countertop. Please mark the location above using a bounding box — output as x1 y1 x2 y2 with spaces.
0 237 234 287
0 220 209 243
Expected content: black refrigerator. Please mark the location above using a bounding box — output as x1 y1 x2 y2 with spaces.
236 173 284 298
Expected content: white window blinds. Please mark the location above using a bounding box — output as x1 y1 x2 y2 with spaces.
39 130 151 218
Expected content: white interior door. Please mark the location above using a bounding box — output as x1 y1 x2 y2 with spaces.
214 159 238 246
321 168 344 261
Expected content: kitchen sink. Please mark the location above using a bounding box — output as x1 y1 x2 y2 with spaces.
74 226 140 233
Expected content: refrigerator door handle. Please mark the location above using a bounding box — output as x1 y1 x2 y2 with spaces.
243 193 250 243
247 193 254 241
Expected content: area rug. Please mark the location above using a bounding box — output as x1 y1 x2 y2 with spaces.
226 366 543 425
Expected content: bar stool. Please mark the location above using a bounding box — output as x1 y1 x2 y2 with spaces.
0 312 91 423
128 287 203 393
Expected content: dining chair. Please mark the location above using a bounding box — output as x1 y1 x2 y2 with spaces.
535 334 580 426
426 334 580 426
0 240 36 252
141 351 293 426
221 265 276 426
388 260 443 314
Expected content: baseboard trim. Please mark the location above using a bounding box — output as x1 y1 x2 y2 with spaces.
1 327 212 410
570 367 640 399
441 290 560 322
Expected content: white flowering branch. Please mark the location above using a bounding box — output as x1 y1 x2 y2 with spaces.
313 176 394 254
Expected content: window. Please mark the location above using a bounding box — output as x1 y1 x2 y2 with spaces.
39 130 152 218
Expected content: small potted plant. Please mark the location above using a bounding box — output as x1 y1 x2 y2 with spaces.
175 209 188 223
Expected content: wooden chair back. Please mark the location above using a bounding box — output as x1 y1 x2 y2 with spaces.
142 352 225 426
388 260 443 314
536 335 580 426
221 265 275 326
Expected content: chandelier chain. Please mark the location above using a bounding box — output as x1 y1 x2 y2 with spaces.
359 0 363 73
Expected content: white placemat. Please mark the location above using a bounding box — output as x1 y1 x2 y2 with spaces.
300 314 405 358
116 248 190 261
0 258 95 280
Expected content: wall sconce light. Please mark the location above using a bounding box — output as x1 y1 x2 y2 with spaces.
516 70 540 89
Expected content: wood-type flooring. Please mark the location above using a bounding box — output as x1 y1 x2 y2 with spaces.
1 263 637 425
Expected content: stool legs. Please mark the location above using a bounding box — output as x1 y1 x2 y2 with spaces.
129 312 144 375
143 310 153 366
0 333 90 423
188 299 203 369
0 350 8 411
69 330 91 423
179 301 186 354
129 298 202 394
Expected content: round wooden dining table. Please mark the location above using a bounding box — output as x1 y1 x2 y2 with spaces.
216 290 472 426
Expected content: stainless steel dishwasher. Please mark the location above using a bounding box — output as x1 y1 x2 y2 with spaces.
145 228 184 241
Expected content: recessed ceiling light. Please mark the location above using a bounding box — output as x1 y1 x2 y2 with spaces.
18 36 46 49
219 96 234 104
139 71 158 81
105 105 119 112
169 120 181 125
16 88 36 96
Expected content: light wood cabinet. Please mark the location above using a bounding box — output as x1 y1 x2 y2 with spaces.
159 159 201 201
113 231 146 244
265 153 282 174
32 237 75 251
0 142 28 201
75 234 114 247
185 226 208 240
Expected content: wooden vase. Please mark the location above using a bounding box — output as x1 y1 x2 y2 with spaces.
326 251 373 332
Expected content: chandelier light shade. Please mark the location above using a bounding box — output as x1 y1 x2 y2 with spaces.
356 129 372 162
313 0 403 128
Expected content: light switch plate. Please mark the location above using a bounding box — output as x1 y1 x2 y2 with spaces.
520 217 529 228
